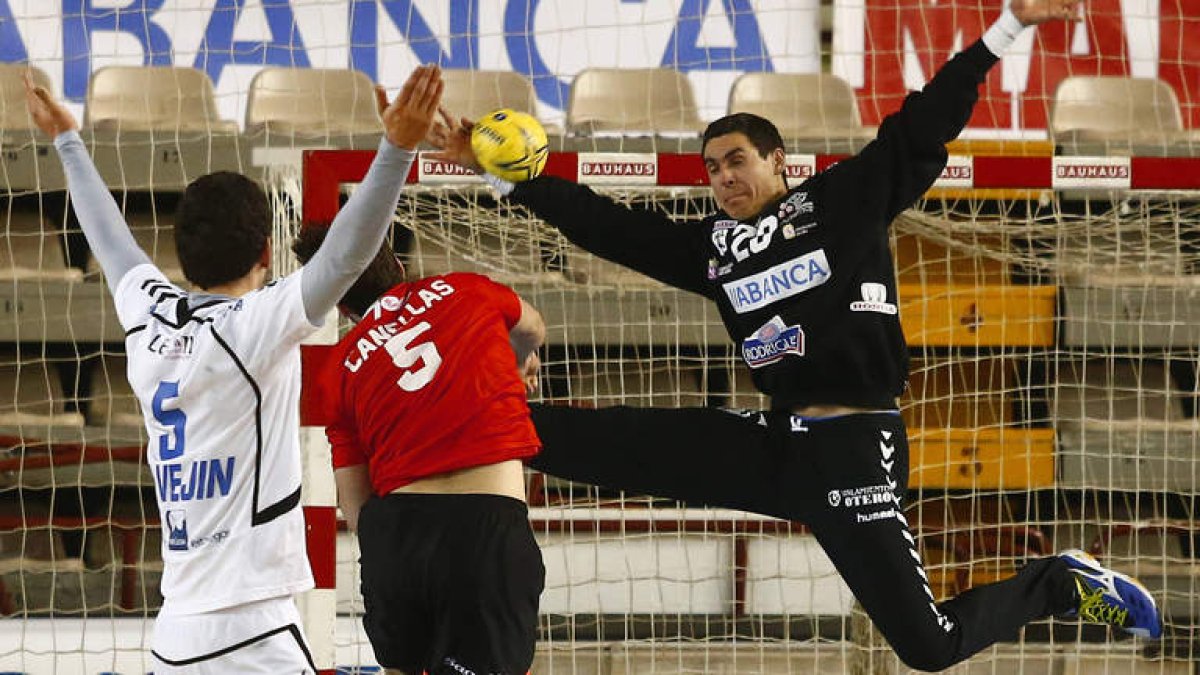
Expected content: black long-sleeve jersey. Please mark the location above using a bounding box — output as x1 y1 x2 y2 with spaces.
510 41 999 411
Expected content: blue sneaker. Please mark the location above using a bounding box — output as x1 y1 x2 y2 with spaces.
1060 549 1162 639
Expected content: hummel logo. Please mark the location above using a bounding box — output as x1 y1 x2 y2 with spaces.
879 441 895 459
881 460 894 474
881 430 893 441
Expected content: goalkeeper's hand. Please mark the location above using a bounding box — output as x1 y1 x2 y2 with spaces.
23 71 78 138
426 107 484 174
1011 0 1082 26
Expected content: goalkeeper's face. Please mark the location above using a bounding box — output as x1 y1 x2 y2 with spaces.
703 132 787 221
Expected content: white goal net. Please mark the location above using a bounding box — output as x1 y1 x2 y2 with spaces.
0 0 1197 673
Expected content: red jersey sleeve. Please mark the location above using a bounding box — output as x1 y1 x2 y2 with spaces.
328 417 368 469
326 365 368 469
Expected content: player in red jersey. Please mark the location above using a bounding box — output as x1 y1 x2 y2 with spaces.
293 230 544 675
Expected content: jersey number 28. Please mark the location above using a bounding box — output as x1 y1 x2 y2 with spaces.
383 321 443 391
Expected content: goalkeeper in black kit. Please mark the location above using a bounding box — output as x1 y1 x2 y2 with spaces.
428 0 1161 669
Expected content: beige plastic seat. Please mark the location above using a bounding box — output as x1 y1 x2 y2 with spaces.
903 358 1023 430
0 506 84 575
568 68 704 135
86 211 185 285
0 211 82 282
441 70 538 124
1055 359 1185 423
1051 77 1199 152
0 64 52 131
84 66 237 133
87 354 142 427
0 354 85 427
246 68 381 137
729 72 874 141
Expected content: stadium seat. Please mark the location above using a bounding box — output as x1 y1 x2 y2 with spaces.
84 66 237 133
0 353 84 427
567 68 704 136
893 232 1009 285
1054 358 1184 423
0 210 82 282
728 72 876 148
86 354 142 428
1056 358 1195 493
246 68 381 139
909 496 1050 600
903 357 1024 430
441 69 538 124
85 211 185 285
0 64 52 132
1051 76 1200 156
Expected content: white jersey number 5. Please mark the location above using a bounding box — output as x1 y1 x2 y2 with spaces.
383 321 443 391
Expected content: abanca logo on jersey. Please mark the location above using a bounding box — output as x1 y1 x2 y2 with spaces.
723 249 831 314
742 315 804 368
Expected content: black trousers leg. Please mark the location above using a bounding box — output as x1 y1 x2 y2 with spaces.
786 413 1076 672
529 404 786 517
529 404 1076 671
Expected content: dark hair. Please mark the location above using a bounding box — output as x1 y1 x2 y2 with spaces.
701 112 785 159
291 224 405 318
175 172 271 289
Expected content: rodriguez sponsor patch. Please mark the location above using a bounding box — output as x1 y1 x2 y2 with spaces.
742 315 805 368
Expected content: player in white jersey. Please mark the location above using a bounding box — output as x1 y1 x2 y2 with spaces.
24 65 446 673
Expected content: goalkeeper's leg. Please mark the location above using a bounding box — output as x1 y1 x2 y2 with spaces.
793 412 1079 671
529 404 784 516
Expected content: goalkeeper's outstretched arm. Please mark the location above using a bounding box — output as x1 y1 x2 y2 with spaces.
821 0 1080 234
425 111 712 296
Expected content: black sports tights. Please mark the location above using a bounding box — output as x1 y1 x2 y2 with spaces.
529 405 1076 672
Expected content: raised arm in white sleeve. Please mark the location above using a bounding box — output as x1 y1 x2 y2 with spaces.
54 130 152 295
297 138 416 324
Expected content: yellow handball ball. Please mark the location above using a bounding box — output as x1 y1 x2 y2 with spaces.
470 109 549 182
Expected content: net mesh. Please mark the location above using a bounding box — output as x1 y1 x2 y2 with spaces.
301 181 1200 671
0 0 1198 670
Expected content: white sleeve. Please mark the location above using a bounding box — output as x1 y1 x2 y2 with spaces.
223 268 321 369
982 9 1025 57
113 263 183 332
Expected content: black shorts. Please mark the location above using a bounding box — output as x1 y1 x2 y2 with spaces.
357 492 544 675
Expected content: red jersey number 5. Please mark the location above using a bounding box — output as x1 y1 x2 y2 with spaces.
384 322 443 391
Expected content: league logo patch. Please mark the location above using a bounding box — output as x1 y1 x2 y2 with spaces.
850 282 898 315
711 228 730 256
166 510 188 551
741 316 804 368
